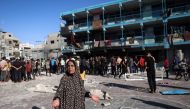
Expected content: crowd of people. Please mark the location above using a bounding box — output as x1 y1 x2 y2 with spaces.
76 55 146 78
0 57 66 83
0 52 166 83
1 52 189 84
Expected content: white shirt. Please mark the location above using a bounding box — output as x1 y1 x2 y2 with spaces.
61 60 65 66
0 60 8 71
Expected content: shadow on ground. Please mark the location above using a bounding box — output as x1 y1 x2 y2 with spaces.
101 82 148 93
157 84 190 90
131 97 183 109
32 106 40 109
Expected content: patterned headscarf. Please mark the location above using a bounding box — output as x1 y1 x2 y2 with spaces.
54 60 85 109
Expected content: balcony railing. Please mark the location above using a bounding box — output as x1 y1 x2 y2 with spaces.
170 4 190 16
122 13 141 23
74 22 92 30
68 33 190 51
89 35 164 48
69 4 190 31
105 16 121 25
155 35 165 43
71 10 164 31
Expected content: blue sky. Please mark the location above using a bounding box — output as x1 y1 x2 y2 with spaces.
0 0 112 44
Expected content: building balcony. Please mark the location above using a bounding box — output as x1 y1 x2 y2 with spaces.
122 13 141 23
73 22 93 32
60 26 72 37
103 14 140 28
64 33 190 53
168 31 190 45
142 10 163 22
70 10 163 32
86 35 165 49
168 4 190 19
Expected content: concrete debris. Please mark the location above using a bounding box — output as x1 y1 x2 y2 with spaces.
119 106 138 109
125 78 145 81
101 102 111 107
27 84 56 93
90 89 113 100
84 79 99 87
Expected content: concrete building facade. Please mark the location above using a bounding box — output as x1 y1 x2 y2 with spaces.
44 32 67 59
0 31 67 60
18 32 67 60
0 31 20 59
60 0 190 65
20 43 34 59
30 44 45 60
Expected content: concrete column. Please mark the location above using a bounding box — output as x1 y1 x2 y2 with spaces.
72 13 75 27
102 7 105 41
119 2 122 22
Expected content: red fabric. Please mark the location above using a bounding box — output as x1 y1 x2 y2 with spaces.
139 57 145 67
26 63 31 72
164 59 169 68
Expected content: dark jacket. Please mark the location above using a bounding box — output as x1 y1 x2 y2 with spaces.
145 56 155 71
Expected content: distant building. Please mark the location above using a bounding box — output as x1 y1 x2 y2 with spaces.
0 31 67 60
45 32 67 59
30 43 45 60
21 32 67 60
0 31 20 59
19 43 34 59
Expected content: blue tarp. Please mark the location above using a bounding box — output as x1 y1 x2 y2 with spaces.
160 89 190 95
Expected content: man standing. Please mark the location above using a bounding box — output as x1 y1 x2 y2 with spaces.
31 59 36 80
12 58 22 82
45 59 51 76
60 58 65 74
0 57 8 82
145 52 156 93
50 57 56 74
111 56 117 78
20 58 26 81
